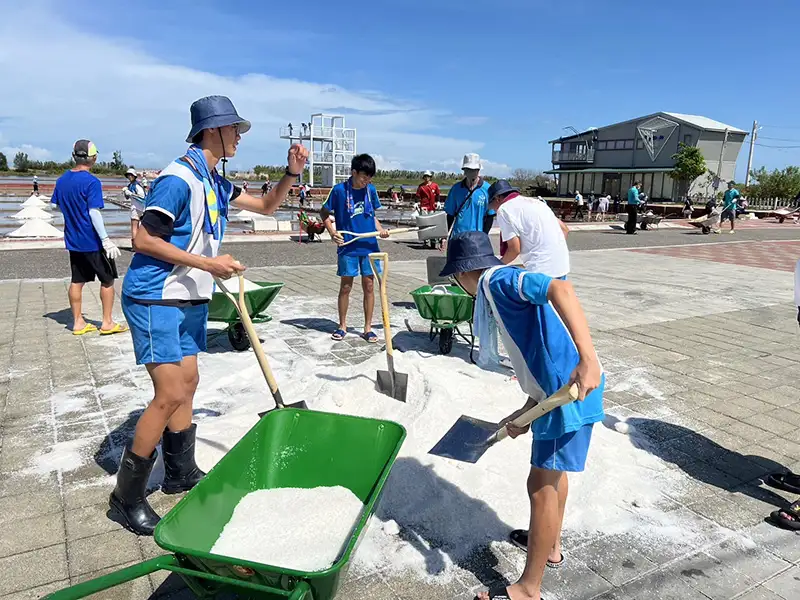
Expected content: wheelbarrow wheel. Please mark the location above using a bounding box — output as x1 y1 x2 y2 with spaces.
228 323 250 351
438 328 454 354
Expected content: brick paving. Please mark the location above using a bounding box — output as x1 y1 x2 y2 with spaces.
631 240 800 273
0 249 799 600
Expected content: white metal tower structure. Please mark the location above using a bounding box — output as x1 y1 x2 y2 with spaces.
279 114 356 187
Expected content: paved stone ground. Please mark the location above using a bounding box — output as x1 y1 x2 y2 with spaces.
1 243 799 600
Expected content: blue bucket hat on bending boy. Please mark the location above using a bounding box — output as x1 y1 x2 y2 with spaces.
185 95 251 143
439 231 502 277
487 179 519 203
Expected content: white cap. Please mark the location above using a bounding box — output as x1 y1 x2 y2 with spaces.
423 170 433 177
461 153 481 170
125 168 138 177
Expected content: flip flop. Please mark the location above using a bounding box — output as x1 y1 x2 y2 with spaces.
331 329 346 341
765 471 800 495
72 323 98 336
769 499 800 531
475 588 548 600
509 530 564 568
99 323 129 336
362 331 378 344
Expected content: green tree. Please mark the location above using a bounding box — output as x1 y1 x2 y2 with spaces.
745 166 800 200
0 152 7 171
13 152 30 172
111 150 125 172
670 142 706 198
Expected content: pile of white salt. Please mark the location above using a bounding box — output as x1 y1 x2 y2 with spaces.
216 277 262 294
210 486 364 572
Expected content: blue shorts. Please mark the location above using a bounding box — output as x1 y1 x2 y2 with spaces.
121 295 208 365
531 423 594 472
337 254 382 278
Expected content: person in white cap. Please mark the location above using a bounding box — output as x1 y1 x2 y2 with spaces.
444 153 493 237
123 168 146 243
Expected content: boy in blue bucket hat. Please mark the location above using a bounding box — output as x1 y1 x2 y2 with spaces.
439 231 605 600
112 95 308 536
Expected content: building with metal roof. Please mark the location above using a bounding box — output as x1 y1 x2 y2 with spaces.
546 112 747 200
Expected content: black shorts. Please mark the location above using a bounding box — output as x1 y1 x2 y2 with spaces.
33 183 39 192
69 251 118 285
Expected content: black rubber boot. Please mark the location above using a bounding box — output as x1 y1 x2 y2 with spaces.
109 448 161 536
161 423 206 494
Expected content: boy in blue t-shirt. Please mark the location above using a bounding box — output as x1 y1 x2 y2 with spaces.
322 154 389 343
439 231 604 600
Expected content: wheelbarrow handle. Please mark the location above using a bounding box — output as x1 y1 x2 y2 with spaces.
214 274 286 409
45 554 312 600
368 252 394 357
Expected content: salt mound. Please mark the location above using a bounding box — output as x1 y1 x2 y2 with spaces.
13 206 53 221
22 197 48 208
211 486 363 572
215 277 262 293
234 209 266 221
7 219 63 238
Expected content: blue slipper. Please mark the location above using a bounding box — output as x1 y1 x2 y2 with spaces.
362 331 378 344
331 329 346 341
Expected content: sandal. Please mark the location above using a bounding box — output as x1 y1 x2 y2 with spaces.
508 530 565 568
362 331 378 344
99 323 129 336
475 588 511 600
331 329 346 341
766 471 800 495
769 499 800 531
72 323 98 336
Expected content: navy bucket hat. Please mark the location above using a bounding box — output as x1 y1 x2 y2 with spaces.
439 231 502 277
487 179 519 203
186 95 251 143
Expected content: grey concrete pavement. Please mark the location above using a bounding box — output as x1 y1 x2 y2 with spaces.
1 243 799 600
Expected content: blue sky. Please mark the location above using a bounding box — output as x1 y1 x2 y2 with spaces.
0 0 797 179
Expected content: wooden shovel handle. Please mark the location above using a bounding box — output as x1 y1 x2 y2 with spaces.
368 252 393 357
494 383 579 443
338 227 420 247
213 274 285 409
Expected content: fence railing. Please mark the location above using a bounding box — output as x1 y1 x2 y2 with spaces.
745 197 796 210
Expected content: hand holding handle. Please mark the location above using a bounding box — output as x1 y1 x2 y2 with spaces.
495 384 579 444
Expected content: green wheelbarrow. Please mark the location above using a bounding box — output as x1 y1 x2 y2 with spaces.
46 408 406 600
208 281 284 351
409 284 475 359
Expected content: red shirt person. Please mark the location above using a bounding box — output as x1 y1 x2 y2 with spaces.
416 170 440 212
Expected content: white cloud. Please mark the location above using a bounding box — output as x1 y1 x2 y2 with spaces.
454 116 489 126
479 159 512 177
0 133 52 162
0 3 495 172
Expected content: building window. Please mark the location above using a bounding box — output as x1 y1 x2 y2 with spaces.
624 140 634 150
615 140 626 150
636 139 644 149
597 141 607 150
683 134 692 145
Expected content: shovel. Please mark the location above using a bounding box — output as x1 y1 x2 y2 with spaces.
337 226 435 247
368 252 408 402
429 383 579 463
213 274 308 417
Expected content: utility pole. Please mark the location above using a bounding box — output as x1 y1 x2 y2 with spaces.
745 120 758 187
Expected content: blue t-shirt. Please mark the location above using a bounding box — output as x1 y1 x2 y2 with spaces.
444 179 492 236
323 180 382 256
51 170 104 252
627 186 640 205
723 188 740 211
481 266 605 439
123 157 233 302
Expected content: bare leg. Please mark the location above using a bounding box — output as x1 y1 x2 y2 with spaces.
167 355 199 433
362 275 375 333
131 220 139 246
99 283 118 331
68 282 86 331
131 361 190 458
337 277 354 331
552 472 568 563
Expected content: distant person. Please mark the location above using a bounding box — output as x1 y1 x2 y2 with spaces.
682 197 694 219
123 168 146 243
51 140 126 336
445 153 493 237
288 122 293 136
261 176 272 195
597 194 610 221
299 183 307 207
721 181 740 234
573 191 585 221
416 170 440 213
625 181 642 235
613 195 620 215
32 174 39 195
140 172 149 192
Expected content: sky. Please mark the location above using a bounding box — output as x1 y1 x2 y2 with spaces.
0 0 798 179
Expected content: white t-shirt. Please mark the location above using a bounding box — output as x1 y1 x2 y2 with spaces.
599 196 610 211
498 195 570 278
576 193 584 206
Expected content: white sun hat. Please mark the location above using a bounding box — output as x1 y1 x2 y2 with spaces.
461 153 481 170
423 170 433 177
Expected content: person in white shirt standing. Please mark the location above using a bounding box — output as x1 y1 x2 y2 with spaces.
573 190 585 221
489 180 570 278
123 168 146 243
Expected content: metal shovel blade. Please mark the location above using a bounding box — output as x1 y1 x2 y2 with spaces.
258 400 309 418
428 415 501 464
376 369 408 403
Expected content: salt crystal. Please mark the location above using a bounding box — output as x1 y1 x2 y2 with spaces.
211 486 364 572
383 519 400 536
215 277 262 294
614 421 631 434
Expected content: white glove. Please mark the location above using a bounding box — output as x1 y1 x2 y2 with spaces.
123 188 131 199
102 237 121 260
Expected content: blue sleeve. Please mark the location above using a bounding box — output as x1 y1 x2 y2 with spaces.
444 187 456 215
519 272 553 305
50 185 59 206
144 175 190 221
87 176 104 210
322 186 340 213
370 185 382 210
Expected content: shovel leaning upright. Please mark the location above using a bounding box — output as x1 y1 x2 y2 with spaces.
214 274 308 417
429 383 579 463
368 252 408 402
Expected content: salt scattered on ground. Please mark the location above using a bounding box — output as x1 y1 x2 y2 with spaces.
25 438 95 475
211 486 364 572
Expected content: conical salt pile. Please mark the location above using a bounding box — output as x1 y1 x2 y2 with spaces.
13 206 53 221
22 196 48 208
7 219 63 238
234 209 262 220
